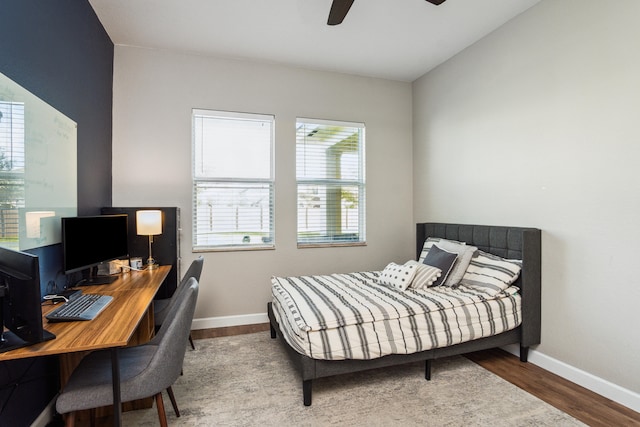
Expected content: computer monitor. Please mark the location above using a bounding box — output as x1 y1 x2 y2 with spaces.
0 246 55 353
62 214 129 285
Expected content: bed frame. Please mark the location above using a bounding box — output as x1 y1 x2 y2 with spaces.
268 222 541 406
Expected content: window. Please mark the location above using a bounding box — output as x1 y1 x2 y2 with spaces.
0 102 25 249
192 110 274 250
296 118 365 246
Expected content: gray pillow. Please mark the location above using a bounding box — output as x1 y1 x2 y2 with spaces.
422 245 458 287
418 237 464 263
433 240 478 287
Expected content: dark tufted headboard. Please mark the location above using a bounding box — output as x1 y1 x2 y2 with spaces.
416 223 542 348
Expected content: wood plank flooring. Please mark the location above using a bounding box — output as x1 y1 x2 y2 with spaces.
465 348 640 426
194 324 640 426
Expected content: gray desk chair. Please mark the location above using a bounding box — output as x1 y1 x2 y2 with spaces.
56 278 199 427
154 257 204 349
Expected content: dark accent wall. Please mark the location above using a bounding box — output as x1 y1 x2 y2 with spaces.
0 0 113 215
0 1 114 425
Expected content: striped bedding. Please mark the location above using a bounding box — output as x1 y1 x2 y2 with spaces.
271 271 521 360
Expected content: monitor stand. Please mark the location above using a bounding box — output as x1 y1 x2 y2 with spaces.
82 275 118 286
76 266 119 286
0 330 32 353
0 329 56 354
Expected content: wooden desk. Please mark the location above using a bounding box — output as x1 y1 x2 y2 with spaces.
0 265 171 426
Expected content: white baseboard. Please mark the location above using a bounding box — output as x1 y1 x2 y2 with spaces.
192 312 269 330
502 344 640 414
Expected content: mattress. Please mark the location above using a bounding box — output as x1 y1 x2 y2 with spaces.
271 271 521 360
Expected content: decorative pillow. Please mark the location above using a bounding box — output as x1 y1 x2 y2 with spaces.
378 262 418 290
422 245 458 287
432 240 478 287
418 237 465 263
405 260 442 290
459 250 522 295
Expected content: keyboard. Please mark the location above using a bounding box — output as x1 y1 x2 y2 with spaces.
46 293 113 322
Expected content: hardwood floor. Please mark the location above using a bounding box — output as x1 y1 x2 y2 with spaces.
466 348 640 426
195 323 640 427
191 322 270 340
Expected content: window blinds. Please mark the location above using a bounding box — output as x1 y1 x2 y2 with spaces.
192 110 274 250
0 102 25 246
296 118 365 246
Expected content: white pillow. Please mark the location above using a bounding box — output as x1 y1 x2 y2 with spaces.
405 260 442 290
378 262 418 290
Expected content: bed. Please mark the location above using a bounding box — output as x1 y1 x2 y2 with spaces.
268 222 541 405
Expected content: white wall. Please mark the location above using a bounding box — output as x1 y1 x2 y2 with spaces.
112 47 414 323
413 0 639 407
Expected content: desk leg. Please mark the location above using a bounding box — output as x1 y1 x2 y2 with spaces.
111 348 122 427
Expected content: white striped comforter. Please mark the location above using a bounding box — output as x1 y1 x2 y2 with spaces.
271 271 521 360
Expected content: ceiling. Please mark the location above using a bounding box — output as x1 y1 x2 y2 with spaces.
88 0 541 82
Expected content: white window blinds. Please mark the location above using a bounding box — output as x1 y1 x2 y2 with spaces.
296 118 365 246
0 102 25 249
192 110 274 250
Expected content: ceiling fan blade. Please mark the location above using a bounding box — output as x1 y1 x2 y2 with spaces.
328 0 355 26
426 0 447 5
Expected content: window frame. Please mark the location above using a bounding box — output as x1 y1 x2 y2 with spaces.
192 109 275 252
296 117 366 248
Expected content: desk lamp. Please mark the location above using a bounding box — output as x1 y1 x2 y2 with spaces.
136 210 163 270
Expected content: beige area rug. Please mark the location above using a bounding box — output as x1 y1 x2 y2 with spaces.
123 333 584 426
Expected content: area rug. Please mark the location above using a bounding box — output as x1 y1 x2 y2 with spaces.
122 332 584 426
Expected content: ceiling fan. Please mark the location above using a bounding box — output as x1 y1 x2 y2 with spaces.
327 0 447 26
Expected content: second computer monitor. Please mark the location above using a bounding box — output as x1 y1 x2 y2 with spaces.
62 214 129 285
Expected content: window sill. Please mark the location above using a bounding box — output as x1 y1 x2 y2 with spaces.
297 241 366 249
193 245 275 253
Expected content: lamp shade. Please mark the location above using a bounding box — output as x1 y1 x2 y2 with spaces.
136 210 163 236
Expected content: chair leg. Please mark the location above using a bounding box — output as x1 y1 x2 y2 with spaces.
90 408 96 427
155 393 168 427
189 333 195 350
64 412 75 427
166 386 181 417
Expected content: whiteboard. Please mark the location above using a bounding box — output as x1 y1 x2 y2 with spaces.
0 71 77 250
